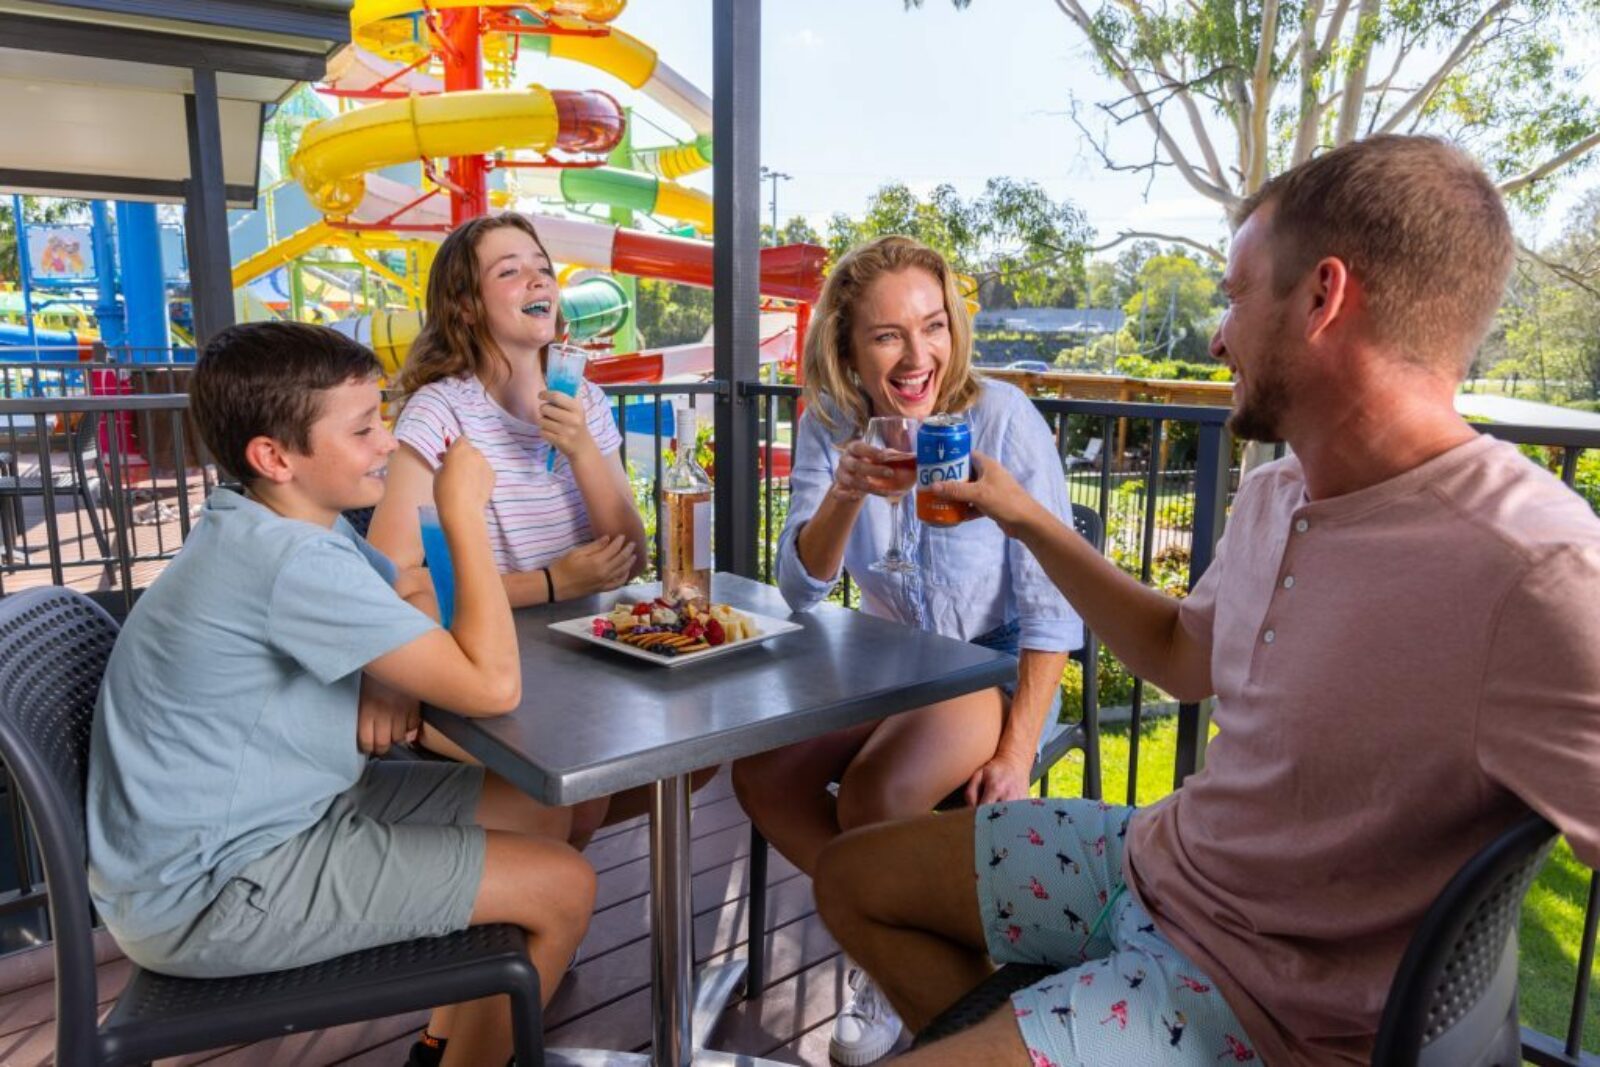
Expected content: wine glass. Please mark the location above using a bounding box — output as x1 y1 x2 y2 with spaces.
864 416 919 575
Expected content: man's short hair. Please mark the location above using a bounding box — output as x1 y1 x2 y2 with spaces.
191 322 381 485
1232 135 1514 375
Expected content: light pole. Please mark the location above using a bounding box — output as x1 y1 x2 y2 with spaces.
758 165 791 244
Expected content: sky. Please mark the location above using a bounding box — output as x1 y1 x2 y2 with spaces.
524 0 1599 258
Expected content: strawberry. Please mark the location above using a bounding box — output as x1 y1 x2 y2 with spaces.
682 620 704 639
705 618 726 646
631 602 653 617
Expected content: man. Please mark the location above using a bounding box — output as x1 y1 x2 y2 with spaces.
812 134 1600 1067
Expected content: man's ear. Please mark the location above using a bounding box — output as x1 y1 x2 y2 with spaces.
242 435 296 485
1304 256 1353 343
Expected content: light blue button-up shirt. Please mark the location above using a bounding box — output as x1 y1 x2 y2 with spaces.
777 379 1083 654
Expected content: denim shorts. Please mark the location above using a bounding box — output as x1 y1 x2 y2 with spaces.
975 798 1250 1066
971 619 1066 756
120 759 486 978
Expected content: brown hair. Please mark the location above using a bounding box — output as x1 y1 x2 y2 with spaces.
1233 135 1514 375
399 213 563 397
191 321 381 486
801 235 981 435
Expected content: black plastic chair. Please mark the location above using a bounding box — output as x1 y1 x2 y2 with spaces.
0 587 543 1066
913 812 1559 1060
743 503 1105 998
1373 810 1557 1067
341 506 376 538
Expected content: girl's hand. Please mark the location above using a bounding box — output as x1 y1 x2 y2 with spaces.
833 440 897 501
538 391 598 463
548 535 637 599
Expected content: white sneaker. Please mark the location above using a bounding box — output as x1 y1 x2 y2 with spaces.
829 967 903 1065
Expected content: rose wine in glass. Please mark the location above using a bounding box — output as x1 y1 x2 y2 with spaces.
865 416 919 575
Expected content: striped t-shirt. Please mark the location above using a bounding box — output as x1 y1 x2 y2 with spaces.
393 374 623 574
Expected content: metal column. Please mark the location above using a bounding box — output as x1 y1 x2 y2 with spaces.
184 67 235 347
712 0 761 580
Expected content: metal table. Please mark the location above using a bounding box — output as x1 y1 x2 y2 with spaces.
425 573 1015 1066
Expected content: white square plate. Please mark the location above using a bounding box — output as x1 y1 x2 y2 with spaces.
548 606 803 668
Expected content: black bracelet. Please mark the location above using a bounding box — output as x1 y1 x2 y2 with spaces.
542 567 556 603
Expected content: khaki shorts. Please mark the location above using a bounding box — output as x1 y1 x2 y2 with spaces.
122 759 486 978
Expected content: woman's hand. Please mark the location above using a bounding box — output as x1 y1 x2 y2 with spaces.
964 751 1034 807
538 390 598 462
548 535 637 600
832 440 898 501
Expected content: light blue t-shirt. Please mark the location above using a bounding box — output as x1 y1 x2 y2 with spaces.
777 379 1083 653
86 488 436 943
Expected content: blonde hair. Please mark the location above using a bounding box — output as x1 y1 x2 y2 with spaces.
801 235 980 435
399 213 564 398
1233 135 1513 376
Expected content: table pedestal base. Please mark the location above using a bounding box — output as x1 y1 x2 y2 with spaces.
546 961 791 1065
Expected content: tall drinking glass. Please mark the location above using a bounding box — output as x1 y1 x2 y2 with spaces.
418 505 457 629
544 343 588 472
865 415 919 575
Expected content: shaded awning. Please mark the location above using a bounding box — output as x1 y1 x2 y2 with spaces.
0 0 351 208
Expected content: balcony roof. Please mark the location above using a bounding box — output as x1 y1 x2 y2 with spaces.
0 0 352 206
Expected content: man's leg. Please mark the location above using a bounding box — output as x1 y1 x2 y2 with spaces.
814 808 991 1031
894 1007 1032 1066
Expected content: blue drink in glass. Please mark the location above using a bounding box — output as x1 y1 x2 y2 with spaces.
544 343 588 472
418 505 456 629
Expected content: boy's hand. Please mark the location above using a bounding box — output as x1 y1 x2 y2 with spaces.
928 451 1046 538
357 674 420 755
538 391 599 463
549 535 636 599
433 435 495 520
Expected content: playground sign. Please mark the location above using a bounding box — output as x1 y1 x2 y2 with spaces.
27 226 94 279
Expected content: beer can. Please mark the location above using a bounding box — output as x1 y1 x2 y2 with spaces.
916 413 973 526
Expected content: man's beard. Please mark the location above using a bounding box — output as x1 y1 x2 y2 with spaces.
1227 316 1292 443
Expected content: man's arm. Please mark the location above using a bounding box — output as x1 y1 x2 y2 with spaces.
930 452 1214 702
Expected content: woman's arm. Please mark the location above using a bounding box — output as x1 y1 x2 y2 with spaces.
965 648 1071 805
367 443 433 570
568 446 648 579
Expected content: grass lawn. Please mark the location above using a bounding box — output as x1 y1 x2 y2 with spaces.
1043 715 1600 1056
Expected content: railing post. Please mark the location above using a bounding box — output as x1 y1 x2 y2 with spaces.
712 0 761 580
1175 419 1231 787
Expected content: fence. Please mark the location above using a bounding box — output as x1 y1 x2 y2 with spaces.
0 385 1593 1061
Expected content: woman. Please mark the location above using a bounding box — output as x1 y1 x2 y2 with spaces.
731 235 1081 1066
368 212 646 610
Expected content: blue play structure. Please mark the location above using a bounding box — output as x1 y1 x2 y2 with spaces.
3 195 191 365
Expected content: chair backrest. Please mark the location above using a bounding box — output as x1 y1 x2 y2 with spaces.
1081 438 1103 461
1372 811 1558 1067
0 588 120 1057
1070 503 1104 553
341 507 376 539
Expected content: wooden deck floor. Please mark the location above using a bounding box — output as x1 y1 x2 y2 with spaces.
0 771 883 1066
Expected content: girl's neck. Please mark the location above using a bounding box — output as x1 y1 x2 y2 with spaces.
481 341 546 422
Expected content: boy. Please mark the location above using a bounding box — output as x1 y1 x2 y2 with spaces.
87 322 590 1066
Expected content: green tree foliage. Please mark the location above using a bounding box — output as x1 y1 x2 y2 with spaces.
760 215 823 248
1121 253 1224 360
1492 188 1600 403
912 0 1600 237
634 278 714 348
824 178 1091 306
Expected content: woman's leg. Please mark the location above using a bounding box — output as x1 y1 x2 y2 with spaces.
835 686 1005 831
731 719 880 876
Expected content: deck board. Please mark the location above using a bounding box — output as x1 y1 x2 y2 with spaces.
0 770 860 1065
